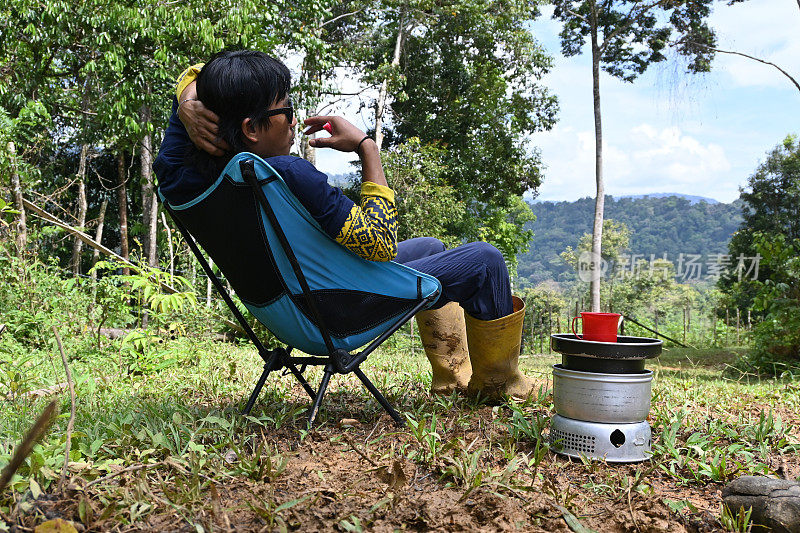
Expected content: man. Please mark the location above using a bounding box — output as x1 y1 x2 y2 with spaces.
154 50 535 401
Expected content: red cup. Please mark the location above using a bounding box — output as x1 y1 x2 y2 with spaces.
571 312 622 342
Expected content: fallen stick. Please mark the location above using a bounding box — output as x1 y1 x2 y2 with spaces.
53 326 76 494
23 197 245 335
623 315 694 348
23 198 176 293
3 378 106 402
0 400 58 493
84 461 165 488
342 434 378 467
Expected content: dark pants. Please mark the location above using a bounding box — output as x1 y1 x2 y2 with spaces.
394 237 513 321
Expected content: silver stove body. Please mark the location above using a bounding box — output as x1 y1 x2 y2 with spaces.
549 414 651 463
550 364 653 462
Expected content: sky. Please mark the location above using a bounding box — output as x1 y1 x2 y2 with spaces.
314 0 800 204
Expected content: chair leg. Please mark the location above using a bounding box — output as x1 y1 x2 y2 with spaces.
286 363 317 400
353 367 405 427
307 366 334 428
242 363 272 416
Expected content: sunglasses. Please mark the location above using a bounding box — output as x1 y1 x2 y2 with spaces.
265 102 294 124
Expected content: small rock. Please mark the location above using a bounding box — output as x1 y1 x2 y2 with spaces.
223 449 238 464
722 476 800 533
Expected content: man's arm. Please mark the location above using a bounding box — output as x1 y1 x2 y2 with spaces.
302 116 396 260
177 79 229 157
152 98 193 199
335 182 398 261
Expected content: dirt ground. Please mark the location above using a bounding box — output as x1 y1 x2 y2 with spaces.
7 349 800 533
17 401 798 533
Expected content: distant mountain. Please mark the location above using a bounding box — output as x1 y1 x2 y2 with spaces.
327 173 356 188
517 194 743 286
619 192 720 205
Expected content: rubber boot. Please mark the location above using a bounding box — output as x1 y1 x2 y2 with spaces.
465 296 535 402
415 302 472 394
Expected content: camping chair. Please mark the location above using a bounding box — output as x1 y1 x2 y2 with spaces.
159 152 441 428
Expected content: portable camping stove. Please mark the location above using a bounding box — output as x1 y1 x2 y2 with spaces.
548 334 662 462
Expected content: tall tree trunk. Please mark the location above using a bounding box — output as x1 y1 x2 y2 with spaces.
301 134 316 165
374 10 406 149
140 104 159 267
90 197 109 280
589 1 604 313
7 142 27 251
147 190 158 268
160 211 174 279
117 152 130 276
299 22 321 166
206 258 213 307
71 144 90 276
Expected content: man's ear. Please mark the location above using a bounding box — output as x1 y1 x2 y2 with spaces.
241 118 259 144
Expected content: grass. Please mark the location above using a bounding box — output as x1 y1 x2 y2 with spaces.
1 327 798 531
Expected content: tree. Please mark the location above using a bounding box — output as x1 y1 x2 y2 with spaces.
561 218 631 269
347 0 557 257
719 135 800 313
382 138 467 248
744 232 800 373
551 0 725 311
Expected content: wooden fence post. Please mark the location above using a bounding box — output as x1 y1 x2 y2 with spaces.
736 308 740 345
687 305 692 342
713 308 718 346
410 319 415 357
206 258 213 307
547 303 552 354
725 308 730 347
683 307 687 343
538 311 544 355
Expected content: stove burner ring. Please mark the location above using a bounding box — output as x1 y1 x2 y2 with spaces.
551 334 662 360
562 354 646 374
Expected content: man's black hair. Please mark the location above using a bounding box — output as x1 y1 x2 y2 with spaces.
186 50 291 180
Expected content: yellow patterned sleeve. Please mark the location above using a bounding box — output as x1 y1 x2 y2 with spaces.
335 182 398 261
176 63 204 100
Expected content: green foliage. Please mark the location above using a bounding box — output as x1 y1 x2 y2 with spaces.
370 0 556 253
552 0 718 79
0 197 19 228
0 248 116 347
720 503 753 533
382 138 467 248
519 195 742 285
475 196 535 265
560 218 631 270
520 285 567 342
391 0 556 201
720 135 800 312
739 233 800 373
716 137 800 372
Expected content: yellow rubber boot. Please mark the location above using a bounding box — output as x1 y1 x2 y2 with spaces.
415 302 472 394
465 296 535 402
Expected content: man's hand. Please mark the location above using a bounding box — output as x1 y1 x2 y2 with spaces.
178 81 229 157
304 116 368 153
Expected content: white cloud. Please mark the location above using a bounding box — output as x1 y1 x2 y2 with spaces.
708 0 800 90
535 124 733 201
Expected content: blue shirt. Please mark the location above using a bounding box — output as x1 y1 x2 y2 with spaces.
153 99 354 239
